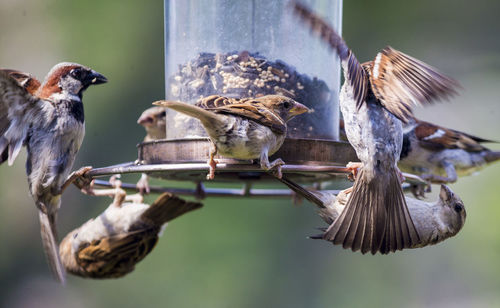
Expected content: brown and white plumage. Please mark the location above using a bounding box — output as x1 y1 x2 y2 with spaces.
0 63 107 282
292 2 459 123
136 106 167 193
292 2 460 254
279 177 466 249
153 95 308 179
400 118 500 183
60 185 202 279
137 106 166 142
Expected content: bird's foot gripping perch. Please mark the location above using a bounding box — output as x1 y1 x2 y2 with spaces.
61 166 93 194
80 175 144 206
206 146 218 180
345 162 363 181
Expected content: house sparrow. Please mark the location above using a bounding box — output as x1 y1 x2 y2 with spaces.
153 95 309 179
399 118 500 183
0 63 107 283
292 2 460 254
136 106 167 193
60 178 203 279
279 177 466 249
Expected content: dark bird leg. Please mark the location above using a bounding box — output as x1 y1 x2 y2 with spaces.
58 166 93 195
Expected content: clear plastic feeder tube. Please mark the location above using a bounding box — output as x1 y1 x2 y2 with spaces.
164 0 342 140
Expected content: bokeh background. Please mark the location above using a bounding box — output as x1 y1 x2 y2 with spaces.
1 0 499 307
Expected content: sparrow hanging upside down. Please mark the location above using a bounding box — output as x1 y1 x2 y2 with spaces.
0 63 107 282
399 118 500 183
153 95 308 180
279 177 466 250
61 177 202 279
292 2 460 254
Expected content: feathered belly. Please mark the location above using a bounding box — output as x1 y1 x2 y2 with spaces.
213 117 285 160
340 84 403 167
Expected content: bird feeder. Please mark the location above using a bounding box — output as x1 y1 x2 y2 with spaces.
84 0 428 197
138 0 357 183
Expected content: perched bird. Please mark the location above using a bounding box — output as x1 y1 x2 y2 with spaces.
60 178 203 279
137 106 167 142
279 177 466 249
292 2 460 254
399 118 500 183
0 63 107 283
136 106 167 193
153 95 308 179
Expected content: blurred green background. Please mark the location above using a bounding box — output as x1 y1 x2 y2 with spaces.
1 0 499 307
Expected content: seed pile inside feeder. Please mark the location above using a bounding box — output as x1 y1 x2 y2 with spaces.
167 51 335 139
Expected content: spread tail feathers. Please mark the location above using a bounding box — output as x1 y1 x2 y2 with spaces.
323 167 419 254
140 192 203 226
485 151 500 164
39 211 66 284
152 100 225 129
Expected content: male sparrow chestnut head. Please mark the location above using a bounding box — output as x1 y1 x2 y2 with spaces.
0 62 106 283
38 62 107 100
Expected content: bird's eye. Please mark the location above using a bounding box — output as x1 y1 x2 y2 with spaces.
70 68 82 79
159 111 166 117
454 203 463 213
283 101 291 109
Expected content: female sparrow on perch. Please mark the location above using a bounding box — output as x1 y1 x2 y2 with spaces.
153 94 308 179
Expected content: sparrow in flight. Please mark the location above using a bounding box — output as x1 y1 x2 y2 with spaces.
292 2 460 254
0 63 107 282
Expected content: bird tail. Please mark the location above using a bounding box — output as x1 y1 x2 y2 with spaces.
152 100 225 129
38 210 66 284
323 167 419 254
277 176 337 224
140 192 203 226
484 151 500 164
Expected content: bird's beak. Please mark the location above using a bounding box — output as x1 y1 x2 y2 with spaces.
137 114 154 125
89 70 108 85
152 100 166 106
289 102 309 116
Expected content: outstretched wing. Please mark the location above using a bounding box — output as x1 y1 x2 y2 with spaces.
197 95 286 134
0 70 49 165
74 229 159 279
414 119 494 152
0 69 41 94
291 1 368 109
368 47 460 122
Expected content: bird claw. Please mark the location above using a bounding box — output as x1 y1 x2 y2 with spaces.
265 158 285 179
67 166 93 191
206 158 218 180
136 174 150 195
345 162 362 181
410 183 431 199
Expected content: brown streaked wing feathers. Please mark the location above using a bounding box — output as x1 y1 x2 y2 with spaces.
369 47 460 122
76 229 159 278
291 1 368 108
197 95 286 134
323 167 419 254
414 119 492 152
